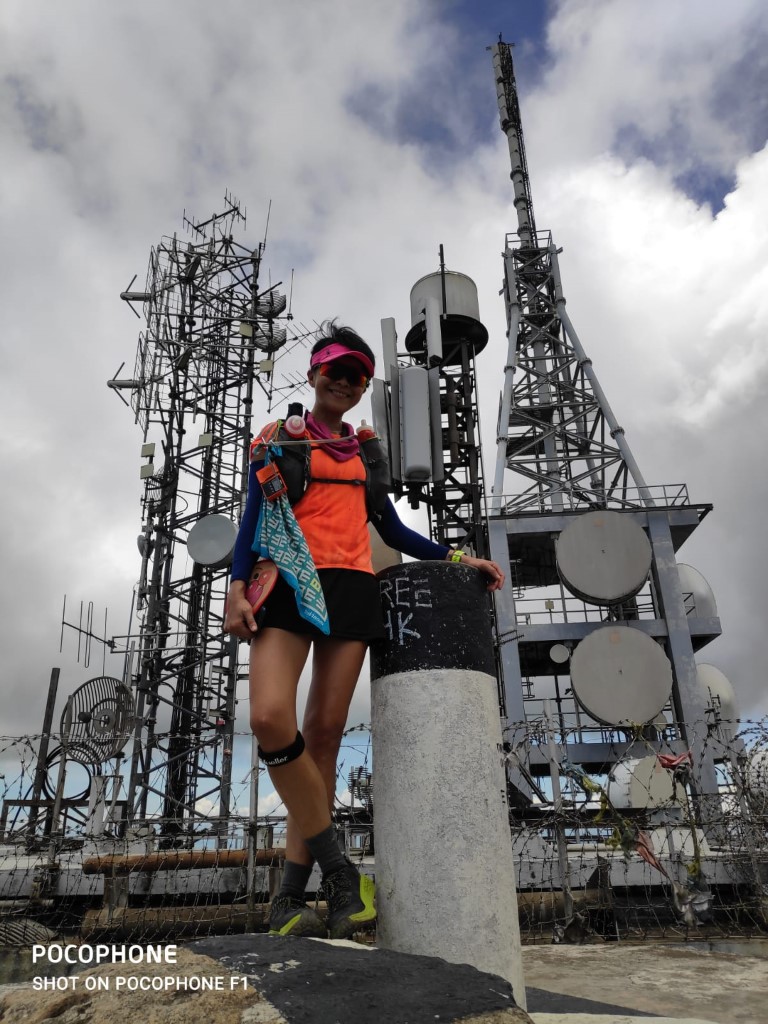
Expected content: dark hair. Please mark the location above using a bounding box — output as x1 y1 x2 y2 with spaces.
311 319 376 370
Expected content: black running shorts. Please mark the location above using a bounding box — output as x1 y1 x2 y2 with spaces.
257 568 385 642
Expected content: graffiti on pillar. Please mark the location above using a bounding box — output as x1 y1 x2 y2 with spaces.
380 574 433 645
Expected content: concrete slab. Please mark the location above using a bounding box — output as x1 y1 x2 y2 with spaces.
530 1017 720 1024
521 942 768 1024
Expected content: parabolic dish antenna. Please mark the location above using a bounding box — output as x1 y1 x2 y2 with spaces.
696 663 737 719
187 514 237 568
62 676 135 765
556 511 652 606
570 626 673 726
607 755 676 810
745 750 768 816
678 563 718 618
697 663 738 742
549 643 570 665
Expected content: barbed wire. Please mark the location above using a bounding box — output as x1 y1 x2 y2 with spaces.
0 719 765 946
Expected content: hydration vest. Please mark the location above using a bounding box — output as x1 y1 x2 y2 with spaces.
254 419 391 521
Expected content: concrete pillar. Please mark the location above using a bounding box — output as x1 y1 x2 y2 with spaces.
370 562 526 1010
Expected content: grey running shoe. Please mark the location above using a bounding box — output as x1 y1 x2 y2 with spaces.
268 894 326 937
322 862 376 940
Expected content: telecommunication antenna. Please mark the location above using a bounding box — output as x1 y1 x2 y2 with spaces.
377 244 491 559
59 596 113 673
108 195 310 844
486 41 722 819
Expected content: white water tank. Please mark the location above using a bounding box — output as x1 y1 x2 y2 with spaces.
405 270 488 364
409 271 482 325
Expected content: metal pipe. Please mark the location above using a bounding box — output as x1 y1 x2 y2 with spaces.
81 846 285 875
543 699 574 922
28 668 60 846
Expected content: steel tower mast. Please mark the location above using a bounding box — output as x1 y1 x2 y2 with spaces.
487 42 722 815
109 195 298 844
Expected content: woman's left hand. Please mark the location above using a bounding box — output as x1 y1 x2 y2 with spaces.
459 555 505 591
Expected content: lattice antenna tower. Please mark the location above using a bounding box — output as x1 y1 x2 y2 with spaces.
108 195 308 843
487 42 723 819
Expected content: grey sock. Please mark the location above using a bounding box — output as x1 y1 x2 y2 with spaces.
279 859 314 900
305 825 347 877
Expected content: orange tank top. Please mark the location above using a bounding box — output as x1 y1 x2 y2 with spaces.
294 445 373 573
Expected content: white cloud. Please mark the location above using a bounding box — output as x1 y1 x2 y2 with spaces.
257 788 285 818
536 0 768 179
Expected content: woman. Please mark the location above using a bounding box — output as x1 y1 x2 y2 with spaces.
224 321 504 939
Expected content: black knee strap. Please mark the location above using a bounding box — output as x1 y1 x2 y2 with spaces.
258 731 305 767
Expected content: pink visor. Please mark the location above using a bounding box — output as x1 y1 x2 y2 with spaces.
310 342 375 378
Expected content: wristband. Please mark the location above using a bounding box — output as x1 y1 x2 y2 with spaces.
450 549 465 563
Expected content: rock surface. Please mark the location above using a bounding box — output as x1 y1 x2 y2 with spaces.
0 947 280 1024
190 934 533 1023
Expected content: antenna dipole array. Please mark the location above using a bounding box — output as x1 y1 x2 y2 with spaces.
109 198 308 844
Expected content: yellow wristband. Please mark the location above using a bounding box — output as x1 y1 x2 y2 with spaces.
450 550 465 563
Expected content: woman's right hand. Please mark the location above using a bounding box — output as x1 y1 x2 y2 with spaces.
224 583 259 641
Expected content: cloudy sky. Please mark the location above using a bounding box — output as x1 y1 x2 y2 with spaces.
2 0 767 812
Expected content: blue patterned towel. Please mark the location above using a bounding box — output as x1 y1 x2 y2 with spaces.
251 448 330 635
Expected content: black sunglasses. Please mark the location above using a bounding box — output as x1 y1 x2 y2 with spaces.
318 362 370 389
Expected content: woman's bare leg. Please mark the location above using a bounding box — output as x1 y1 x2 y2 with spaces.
284 638 368 865
248 628 330 841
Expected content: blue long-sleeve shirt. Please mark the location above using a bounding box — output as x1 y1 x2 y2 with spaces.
230 458 449 582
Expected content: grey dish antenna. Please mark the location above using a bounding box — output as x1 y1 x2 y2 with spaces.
556 511 652 605
187 513 238 568
569 626 673 726
62 676 135 765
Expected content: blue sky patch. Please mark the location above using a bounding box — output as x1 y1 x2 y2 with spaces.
344 0 556 176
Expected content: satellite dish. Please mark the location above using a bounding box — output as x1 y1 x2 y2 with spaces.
0 918 61 945
256 291 287 318
62 677 135 765
678 564 718 618
570 626 673 726
608 755 676 809
253 324 288 352
549 643 570 665
696 663 738 741
187 514 237 568
744 750 768 816
556 511 652 606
